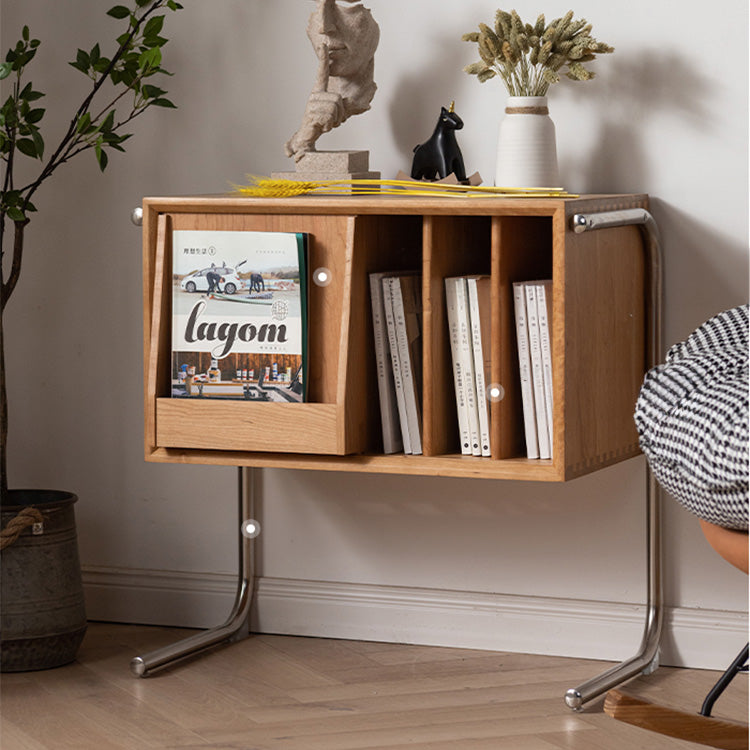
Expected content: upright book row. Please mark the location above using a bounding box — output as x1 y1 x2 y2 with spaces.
445 276 492 457
369 272 554 460
369 272 423 455
445 277 554 460
513 280 554 460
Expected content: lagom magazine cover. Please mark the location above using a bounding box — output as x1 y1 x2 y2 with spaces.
171 229 308 402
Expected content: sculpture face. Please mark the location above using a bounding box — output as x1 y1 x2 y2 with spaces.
285 0 380 162
307 0 379 79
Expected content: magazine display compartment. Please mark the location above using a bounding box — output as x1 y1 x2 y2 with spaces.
142 193 647 480
144 208 383 456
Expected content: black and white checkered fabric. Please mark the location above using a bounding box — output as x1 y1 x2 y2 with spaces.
635 305 749 530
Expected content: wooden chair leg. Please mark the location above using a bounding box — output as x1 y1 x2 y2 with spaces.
604 688 749 750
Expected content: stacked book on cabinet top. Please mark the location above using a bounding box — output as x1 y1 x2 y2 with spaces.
369 271 423 455
513 280 553 460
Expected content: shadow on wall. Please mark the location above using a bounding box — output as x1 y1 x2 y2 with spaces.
125 1 309 193
388 29 470 171
558 50 747 340
651 198 749 342
560 49 714 192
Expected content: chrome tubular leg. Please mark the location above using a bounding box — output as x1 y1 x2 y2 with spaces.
564 208 664 710
131 467 257 677
565 469 663 709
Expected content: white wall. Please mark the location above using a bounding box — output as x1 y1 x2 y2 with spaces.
2 0 747 668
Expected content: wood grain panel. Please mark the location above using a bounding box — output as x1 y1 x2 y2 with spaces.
604 688 748 750
144 213 170 457
156 399 340 454
561 222 646 479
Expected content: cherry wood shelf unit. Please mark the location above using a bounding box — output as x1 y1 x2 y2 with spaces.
142 193 648 482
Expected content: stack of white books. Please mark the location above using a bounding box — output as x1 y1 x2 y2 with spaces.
369 271 423 454
444 275 492 457
512 280 553 460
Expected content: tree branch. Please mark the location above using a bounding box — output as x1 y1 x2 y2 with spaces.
1 219 28 311
19 0 167 213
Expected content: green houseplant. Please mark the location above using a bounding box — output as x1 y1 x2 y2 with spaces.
0 0 181 671
462 9 613 188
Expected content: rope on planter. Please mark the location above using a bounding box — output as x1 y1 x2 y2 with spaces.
0 507 44 550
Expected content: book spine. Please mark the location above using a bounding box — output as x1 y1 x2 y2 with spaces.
445 278 471 455
476 277 493 455
513 282 539 459
467 277 491 457
297 233 309 402
525 283 550 459
369 273 403 454
536 281 554 458
390 276 422 455
455 278 481 456
383 276 412 454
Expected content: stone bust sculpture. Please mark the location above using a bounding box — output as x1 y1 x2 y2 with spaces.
285 0 380 163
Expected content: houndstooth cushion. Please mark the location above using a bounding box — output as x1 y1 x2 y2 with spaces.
635 305 749 530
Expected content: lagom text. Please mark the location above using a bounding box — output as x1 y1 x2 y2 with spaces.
184 300 288 358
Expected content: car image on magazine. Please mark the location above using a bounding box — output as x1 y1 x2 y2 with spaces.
179 262 248 295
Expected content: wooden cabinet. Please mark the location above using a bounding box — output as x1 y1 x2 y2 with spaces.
142 193 648 481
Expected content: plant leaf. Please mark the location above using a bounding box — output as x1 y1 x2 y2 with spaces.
16 138 39 158
25 107 45 124
142 84 166 98
99 109 116 133
95 142 108 171
93 56 111 73
138 46 162 69
107 5 131 19
76 112 91 133
75 48 90 71
143 16 165 40
19 82 45 101
31 128 44 158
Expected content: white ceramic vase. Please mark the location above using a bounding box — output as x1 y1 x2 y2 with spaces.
495 96 560 189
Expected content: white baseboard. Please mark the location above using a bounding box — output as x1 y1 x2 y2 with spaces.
83 565 236 629
83 567 747 670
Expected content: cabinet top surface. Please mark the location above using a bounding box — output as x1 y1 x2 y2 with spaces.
143 193 648 216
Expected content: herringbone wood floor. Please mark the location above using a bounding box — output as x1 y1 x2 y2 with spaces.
1 623 747 749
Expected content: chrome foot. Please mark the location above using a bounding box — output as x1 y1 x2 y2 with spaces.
565 689 583 711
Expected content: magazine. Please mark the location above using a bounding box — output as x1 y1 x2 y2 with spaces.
171 229 308 402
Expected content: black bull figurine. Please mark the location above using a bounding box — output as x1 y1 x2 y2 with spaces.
411 102 467 183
